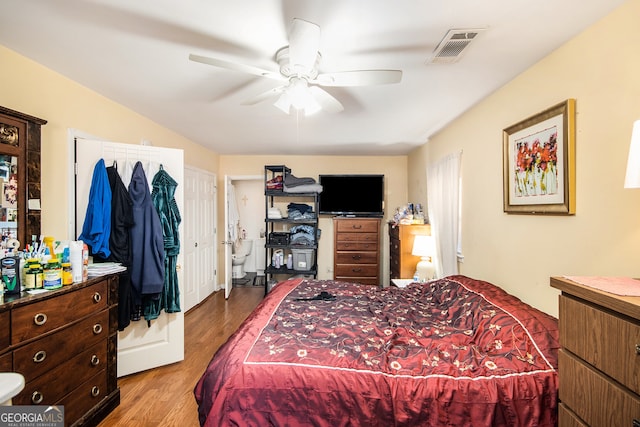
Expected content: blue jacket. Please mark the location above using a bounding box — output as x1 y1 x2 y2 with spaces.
128 161 164 305
79 159 111 258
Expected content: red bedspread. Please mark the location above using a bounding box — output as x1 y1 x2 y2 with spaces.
194 275 559 426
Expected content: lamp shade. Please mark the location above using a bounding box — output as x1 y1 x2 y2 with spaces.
624 120 640 188
411 235 436 281
411 235 435 258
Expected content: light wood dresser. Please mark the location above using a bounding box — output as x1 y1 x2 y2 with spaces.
333 217 381 285
550 276 640 427
388 223 431 281
0 274 119 426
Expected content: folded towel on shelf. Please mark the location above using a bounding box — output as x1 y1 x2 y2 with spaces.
267 207 283 219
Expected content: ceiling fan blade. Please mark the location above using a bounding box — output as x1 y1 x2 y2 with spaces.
314 70 403 87
309 86 344 114
288 18 321 72
241 86 286 106
189 54 282 80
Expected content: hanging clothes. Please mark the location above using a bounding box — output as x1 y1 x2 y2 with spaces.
145 164 182 321
93 161 135 331
79 158 112 258
128 161 165 321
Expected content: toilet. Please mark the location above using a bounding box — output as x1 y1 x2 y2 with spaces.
232 239 253 279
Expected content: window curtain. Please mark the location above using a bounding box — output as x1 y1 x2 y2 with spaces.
426 151 461 278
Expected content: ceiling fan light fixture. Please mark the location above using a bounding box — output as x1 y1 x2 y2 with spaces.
273 92 292 114
273 77 321 116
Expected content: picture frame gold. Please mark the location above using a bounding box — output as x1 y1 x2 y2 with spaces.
502 99 576 215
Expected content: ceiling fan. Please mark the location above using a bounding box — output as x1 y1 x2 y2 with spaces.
189 18 403 115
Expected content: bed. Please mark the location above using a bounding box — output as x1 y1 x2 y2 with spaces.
194 275 559 426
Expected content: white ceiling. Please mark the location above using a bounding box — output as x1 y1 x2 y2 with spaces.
0 0 625 155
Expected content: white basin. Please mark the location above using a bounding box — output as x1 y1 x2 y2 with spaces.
0 373 25 405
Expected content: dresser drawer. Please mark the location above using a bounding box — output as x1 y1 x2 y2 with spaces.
15 340 107 406
558 403 587 427
0 310 9 349
13 309 109 383
12 280 108 344
336 251 378 264
59 369 109 426
336 241 378 251
336 219 379 233
335 264 378 278
336 232 378 243
337 277 379 286
559 295 640 394
559 349 640 426
0 351 11 371
389 225 399 240
390 237 399 253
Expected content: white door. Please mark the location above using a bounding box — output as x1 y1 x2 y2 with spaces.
184 166 217 312
223 176 233 299
74 138 184 377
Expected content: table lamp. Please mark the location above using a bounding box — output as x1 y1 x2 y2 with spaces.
624 120 640 188
412 235 436 281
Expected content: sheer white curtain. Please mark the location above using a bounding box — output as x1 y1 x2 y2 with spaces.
427 151 462 278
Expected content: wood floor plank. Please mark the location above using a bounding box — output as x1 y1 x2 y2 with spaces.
98 286 264 427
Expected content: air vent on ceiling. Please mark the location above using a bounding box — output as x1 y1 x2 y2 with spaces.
427 28 486 64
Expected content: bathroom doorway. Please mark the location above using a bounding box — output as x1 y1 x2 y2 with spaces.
224 175 265 298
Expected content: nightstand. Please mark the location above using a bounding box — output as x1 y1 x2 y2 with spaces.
391 279 413 288
550 276 640 426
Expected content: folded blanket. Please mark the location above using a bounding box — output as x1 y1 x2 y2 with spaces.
284 174 316 187
284 183 323 193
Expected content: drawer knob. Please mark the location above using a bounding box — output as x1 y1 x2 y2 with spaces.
636 344 640 355
31 391 44 404
92 323 103 335
34 313 47 326
91 386 100 397
352 255 361 260
352 225 362 229
91 355 100 366
352 268 362 273
93 292 102 303
33 350 47 363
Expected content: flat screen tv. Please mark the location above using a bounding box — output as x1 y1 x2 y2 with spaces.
318 174 384 217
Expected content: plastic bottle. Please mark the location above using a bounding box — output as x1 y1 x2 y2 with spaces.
69 240 84 283
286 254 293 269
82 243 89 281
62 262 73 285
43 258 62 290
24 265 38 290
43 236 56 259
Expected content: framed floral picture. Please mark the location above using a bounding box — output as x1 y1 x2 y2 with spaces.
502 99 576 215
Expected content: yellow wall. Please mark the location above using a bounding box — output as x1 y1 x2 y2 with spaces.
0 45 219 240
219 155 408 282
409 0 640 316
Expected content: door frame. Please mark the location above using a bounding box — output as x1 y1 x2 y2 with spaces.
223 174 262 299
69 131 185 377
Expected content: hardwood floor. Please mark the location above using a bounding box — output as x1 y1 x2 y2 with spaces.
98 286 265 427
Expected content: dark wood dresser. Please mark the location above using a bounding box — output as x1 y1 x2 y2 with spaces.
333 217 381 285
0 274 119 426
388 223 431 281
550 276 640 427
